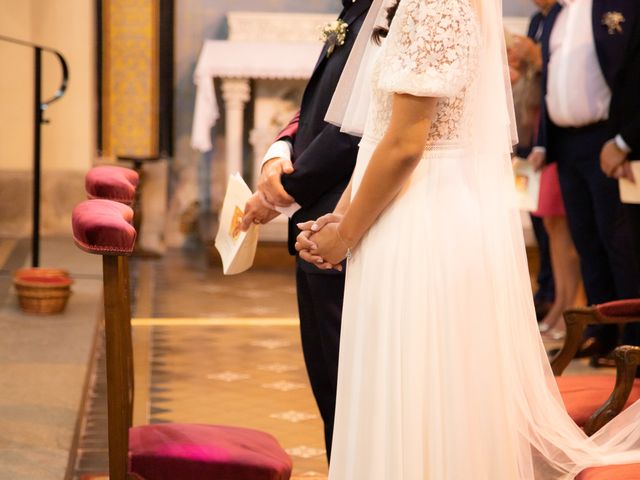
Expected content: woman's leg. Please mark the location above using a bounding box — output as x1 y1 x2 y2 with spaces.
539 215 581 337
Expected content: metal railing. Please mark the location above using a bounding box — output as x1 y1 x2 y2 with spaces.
0 34 69 267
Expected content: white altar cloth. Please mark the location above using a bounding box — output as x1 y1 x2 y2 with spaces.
191 40 323 152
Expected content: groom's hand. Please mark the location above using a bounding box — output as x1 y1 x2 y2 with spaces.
239 191 279 232
258 157 296 207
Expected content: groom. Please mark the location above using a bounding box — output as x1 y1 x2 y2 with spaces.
240 0 373 460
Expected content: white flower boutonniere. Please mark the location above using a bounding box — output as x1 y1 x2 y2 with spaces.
320 20 348 58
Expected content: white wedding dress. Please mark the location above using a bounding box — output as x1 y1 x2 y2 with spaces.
328 0 640 479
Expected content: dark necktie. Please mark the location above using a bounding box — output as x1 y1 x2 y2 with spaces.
342 0 355 8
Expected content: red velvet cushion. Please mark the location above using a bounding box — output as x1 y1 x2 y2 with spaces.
129 424 292 480
556 376 640 426
577 463 640 479
86 166 139 205
597 299 640 318
72 200 136 255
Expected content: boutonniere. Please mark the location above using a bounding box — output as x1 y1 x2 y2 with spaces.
320 20 348 58
602 11 625 35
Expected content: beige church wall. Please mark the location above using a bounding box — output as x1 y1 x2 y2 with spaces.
0 0 95 236
0 1 34 172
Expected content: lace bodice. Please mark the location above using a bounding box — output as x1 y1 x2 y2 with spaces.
362 0 480 147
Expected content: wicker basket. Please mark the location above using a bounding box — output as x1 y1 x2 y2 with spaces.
13 268 73 315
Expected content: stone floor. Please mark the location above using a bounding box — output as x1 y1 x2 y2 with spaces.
0 237 102 480
1 237 609 480
133 244 330 478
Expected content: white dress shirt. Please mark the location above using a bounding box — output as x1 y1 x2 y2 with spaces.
546 0 612 128
261 140 301 217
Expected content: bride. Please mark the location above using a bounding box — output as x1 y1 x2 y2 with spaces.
294 0 640 478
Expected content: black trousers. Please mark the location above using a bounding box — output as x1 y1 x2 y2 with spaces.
553 122 640 347
531 214 555 304
627 203 640 273
296 264 344 461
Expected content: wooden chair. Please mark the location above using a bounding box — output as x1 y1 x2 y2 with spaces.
72 198 292 480
551 301 640 435
577 455 640 479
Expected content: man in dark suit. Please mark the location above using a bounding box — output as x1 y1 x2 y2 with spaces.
240 0 373 460
599 12 640 352
530 0 640 358
600 8 640 273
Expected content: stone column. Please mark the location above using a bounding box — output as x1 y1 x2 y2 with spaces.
221 78 251 183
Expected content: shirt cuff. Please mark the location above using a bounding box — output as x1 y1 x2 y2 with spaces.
276 202 302 218
615 134 632 154
532 146 546 154
261 140 293 170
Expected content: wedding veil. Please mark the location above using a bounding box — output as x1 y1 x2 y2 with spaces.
325 0 640 477
325 0 518 148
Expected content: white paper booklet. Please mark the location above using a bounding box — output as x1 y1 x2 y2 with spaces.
619 161 640 205
512 157 541 212
215 173 259 275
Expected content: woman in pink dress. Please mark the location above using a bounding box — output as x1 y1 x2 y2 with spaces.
533 162 581 339
509 5 582 340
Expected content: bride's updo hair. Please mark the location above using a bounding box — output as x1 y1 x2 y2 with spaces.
372 1 400 45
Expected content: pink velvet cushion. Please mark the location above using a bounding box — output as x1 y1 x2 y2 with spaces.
72 200 136 255
556 376 640 426
129 424 292 480
577 463 640 479
597 299 640 318
85 166 139 205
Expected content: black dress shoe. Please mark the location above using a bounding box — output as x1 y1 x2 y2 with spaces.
589 354 617 369
547 337 616 360
573 336 615 358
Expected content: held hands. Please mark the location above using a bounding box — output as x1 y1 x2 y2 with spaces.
295 214 348 271
601 139 635 183
258 157 296 207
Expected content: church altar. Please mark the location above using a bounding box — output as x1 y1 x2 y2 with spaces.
191 12 529 242
191 11 335 240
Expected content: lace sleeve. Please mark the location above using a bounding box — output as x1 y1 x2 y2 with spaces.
378 0 479 98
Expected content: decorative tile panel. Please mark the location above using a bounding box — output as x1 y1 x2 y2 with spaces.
103 0 159 156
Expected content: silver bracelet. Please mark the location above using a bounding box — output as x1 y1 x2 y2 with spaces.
336 229 353 262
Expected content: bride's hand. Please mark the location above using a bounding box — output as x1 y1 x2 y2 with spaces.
296 214 344 270
298 213 344 234
309 222 348 267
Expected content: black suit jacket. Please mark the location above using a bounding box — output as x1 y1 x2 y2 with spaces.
527 11 546 42
537 0 639 159
280 0 371 272
609 7 640 158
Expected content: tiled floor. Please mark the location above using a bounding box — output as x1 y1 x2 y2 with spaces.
134 244 329 477
146 323 327 476
69 242 605 480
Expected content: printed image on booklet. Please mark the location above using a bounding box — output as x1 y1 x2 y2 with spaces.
512 157 541 212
